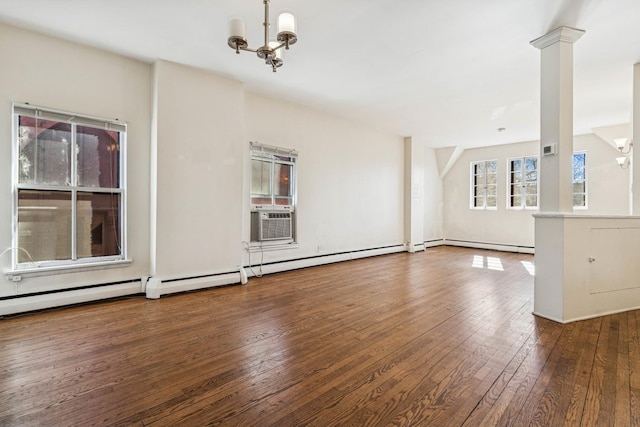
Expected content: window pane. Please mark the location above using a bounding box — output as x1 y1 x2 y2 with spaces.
573 153 585 180
274 163 292 197
486 185 497 196
486 173 496 185
525 157 537 171
274 197 293 206
573 182 585 193
526 195 538 207
525 183 537 195
525 170 537 183
474 175 485 186
77 192 122 258
18 116 71 185
77 126 121 188
17 190 72 262
474 196 484 207
573 194 586 207
486 196 497 207
251 158 275 206
251 160 271 197
486 161 497 174
511 195 521 207
509 184 518 203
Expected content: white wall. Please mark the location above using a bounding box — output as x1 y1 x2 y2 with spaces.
442 133 629 249
0 21 410 308
0 23 152 298
243 92 405 263
151 60 245 281
424 147 443 241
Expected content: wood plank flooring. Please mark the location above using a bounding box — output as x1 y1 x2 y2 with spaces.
0 246 638 426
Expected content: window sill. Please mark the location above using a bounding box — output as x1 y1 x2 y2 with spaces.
4 259 132 279
245 242 299 253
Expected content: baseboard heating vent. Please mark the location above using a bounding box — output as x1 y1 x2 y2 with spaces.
258 211 292 241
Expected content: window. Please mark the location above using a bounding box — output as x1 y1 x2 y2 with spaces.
573 152 587 208
12 104 126 270
249 142 297 244
470 160 497 209
508 156 538 209
250 143 296 208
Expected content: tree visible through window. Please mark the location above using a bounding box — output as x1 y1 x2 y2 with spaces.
573 152 587 207
507 153 586 209
13 105 126 268
508 156 538 209
470 160 497 209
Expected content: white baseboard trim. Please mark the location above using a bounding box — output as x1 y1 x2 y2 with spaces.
444 239 534 254
249 245 405 277
532 311 566 324
145 245 405 298
424 239 445 248
0 281 144 316
535 304 640 324
145 272 240 299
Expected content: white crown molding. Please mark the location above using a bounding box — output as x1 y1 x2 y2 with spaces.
530 26 585 50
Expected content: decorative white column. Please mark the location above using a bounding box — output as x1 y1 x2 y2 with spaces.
404 136 425 252
531 27 585 213
632 63 640 214
530 27 584 322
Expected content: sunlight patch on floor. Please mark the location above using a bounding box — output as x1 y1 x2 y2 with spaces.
472 255 504 271
521 260 535 276
487 257 504 271
472 255 484 268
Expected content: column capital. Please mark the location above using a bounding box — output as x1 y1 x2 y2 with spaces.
530 26 585 50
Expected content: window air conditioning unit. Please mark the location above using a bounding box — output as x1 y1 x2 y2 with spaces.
258 211 292 241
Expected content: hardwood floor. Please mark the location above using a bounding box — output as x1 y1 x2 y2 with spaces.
0 246 637 426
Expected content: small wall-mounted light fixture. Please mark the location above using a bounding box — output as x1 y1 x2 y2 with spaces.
615 137 633 154
616 156 630 169
615 138 633 169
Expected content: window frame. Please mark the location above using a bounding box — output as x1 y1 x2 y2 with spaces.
572 151 588 209
10 103 128 272
250 142 297 211
506 155 539 210
469 160 497 210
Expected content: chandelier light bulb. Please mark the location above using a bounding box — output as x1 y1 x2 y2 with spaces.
228 1 297 71
229 18 246 39
278 13 296 35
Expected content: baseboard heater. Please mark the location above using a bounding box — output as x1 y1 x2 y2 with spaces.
243 244 406 278
444 239 534 254
146 271 240 299
146 244 407 299
0 279 144 317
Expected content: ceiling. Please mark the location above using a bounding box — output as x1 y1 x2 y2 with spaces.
1 0 639 149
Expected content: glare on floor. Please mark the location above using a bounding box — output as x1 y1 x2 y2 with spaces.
472 255 484 268
521 260 535 276
487 257 504 271
472 255 503 271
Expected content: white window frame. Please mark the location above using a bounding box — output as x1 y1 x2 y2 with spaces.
248 142 298 248
507 156 539 210
9 104 127 273
250 142 297 211
470 160 497 210
573 151 588 209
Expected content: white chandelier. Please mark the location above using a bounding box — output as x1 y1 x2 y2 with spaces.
227 0 298 72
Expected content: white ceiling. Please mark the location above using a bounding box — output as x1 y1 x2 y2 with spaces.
1 0 639 148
